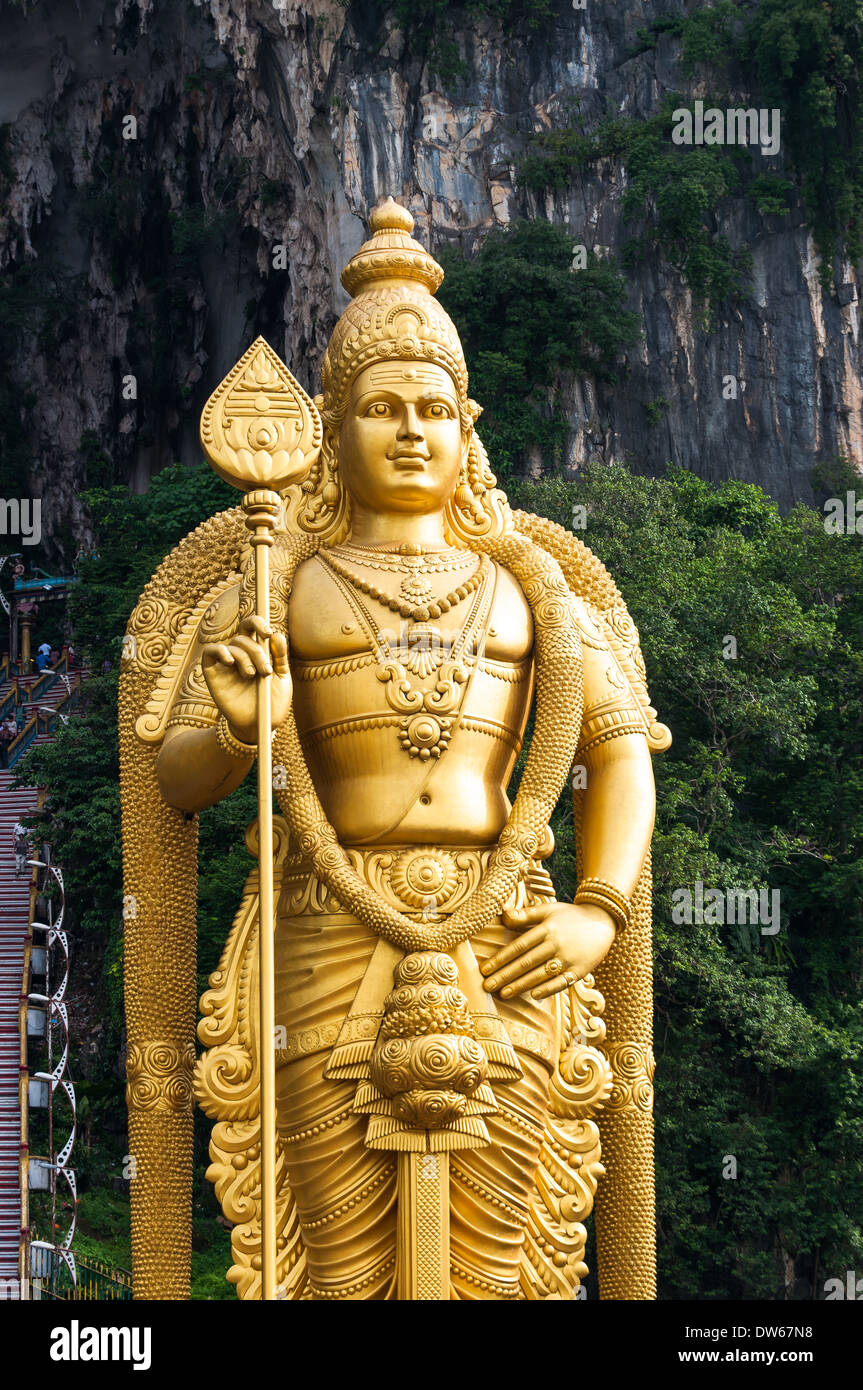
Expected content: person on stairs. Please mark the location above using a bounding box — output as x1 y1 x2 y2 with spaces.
13 822 31 877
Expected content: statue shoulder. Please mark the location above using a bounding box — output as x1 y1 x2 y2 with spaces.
569 593 610 649
485 559 533 662
288 554 361 660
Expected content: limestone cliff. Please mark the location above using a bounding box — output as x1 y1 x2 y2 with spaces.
0 0 860 559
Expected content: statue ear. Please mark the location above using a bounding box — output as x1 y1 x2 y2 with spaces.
467 397 483 424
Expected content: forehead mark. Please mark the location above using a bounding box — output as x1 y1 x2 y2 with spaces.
363 366 458 395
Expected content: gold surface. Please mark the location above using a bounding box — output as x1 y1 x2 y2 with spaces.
120 196 669 1299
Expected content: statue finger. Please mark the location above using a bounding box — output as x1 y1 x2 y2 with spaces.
230 635 273 676
480 922 546 976
487 943 557 994
530 975 571 1002
500 904 547 931
201 643 236 669
238 616 272 639
230 647 258 680
270 630 290 677
481 929 550 989
501 962 564 999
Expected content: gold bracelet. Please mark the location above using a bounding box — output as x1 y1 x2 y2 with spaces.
215 714 256 760
574 876 632 931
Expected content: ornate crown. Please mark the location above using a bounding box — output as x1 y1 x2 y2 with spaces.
319 198 470 420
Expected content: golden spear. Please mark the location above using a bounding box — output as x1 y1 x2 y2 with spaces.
200 337 321 1298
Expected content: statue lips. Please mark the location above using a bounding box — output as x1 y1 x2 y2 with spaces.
390 452 430 470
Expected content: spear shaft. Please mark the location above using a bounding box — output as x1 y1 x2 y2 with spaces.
244 489 280 1302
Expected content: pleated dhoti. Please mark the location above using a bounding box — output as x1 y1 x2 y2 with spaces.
274 864 560 1301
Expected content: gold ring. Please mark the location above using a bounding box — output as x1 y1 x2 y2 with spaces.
545 958 562 977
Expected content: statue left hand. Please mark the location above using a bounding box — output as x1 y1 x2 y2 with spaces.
480 902 616 1000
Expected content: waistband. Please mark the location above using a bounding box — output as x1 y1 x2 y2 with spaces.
278 843 556 921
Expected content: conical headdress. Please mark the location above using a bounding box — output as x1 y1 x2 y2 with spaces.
319 198 471 425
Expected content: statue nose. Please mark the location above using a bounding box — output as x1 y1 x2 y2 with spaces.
397 404 424 439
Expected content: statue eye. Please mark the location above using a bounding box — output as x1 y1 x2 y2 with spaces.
366 401 392 418
424 402 451 419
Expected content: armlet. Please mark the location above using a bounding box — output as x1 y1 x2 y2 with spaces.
577 699 647 756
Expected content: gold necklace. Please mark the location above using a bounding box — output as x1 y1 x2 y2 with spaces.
347 540 447 554
319 556 495 755
319 548 485 623
331 543 475 576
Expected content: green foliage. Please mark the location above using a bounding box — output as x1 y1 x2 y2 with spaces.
526 0 863 297
620 102 752 312
518 115 632 194
627 2 749 82
747 173 795 218
742 0 863 285
520 99 752 316
0 123 14 198
386 0 554 85
73 1190 133 1270
645 396 668 428
810 452 860 505
677 0 742 74
74 123 242 437
74 1188 233 1299
169 206 235 266
77 429 115 489
0 260 84 497
437 220 640 476
510 463 863 1297
628 14 686 60
628 0 863 287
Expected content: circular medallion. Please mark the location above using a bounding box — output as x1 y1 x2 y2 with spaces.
398 713 453 759
391 849 459 908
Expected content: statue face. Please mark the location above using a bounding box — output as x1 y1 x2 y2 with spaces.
337 361 466 514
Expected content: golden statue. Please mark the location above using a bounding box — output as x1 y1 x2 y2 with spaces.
119 198 670 1301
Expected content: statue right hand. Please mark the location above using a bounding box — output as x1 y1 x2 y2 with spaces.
201 616 292 746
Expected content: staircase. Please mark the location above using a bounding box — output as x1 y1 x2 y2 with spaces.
0 770 37 1286
0 661 84 1289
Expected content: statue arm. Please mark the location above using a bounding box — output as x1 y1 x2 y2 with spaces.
578 730 656 897
155 616 292 814
156 724 253 814
572 595 656 900
482 600 656 1000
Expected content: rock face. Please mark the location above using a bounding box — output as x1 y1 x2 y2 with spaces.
1 0 860 558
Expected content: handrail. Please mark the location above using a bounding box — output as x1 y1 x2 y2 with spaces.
5 675 83 766
18 867 38 1293
37 1252 131 1301
6 716 38 767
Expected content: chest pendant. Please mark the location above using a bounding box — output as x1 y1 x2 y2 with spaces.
318 547 493 760
377 659 468 760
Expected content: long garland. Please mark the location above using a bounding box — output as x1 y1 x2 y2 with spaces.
272 528 584 953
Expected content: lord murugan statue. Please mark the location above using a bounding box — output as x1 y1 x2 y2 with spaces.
119 198 669 1300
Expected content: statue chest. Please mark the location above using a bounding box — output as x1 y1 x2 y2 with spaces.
286 554 535 840
288 553 533 738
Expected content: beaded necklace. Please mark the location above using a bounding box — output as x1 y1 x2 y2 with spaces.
331 542 475 575
319 548 484 624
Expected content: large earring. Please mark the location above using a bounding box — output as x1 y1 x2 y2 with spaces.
298 422 349 541
445 428 510 541
322 453 340 509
